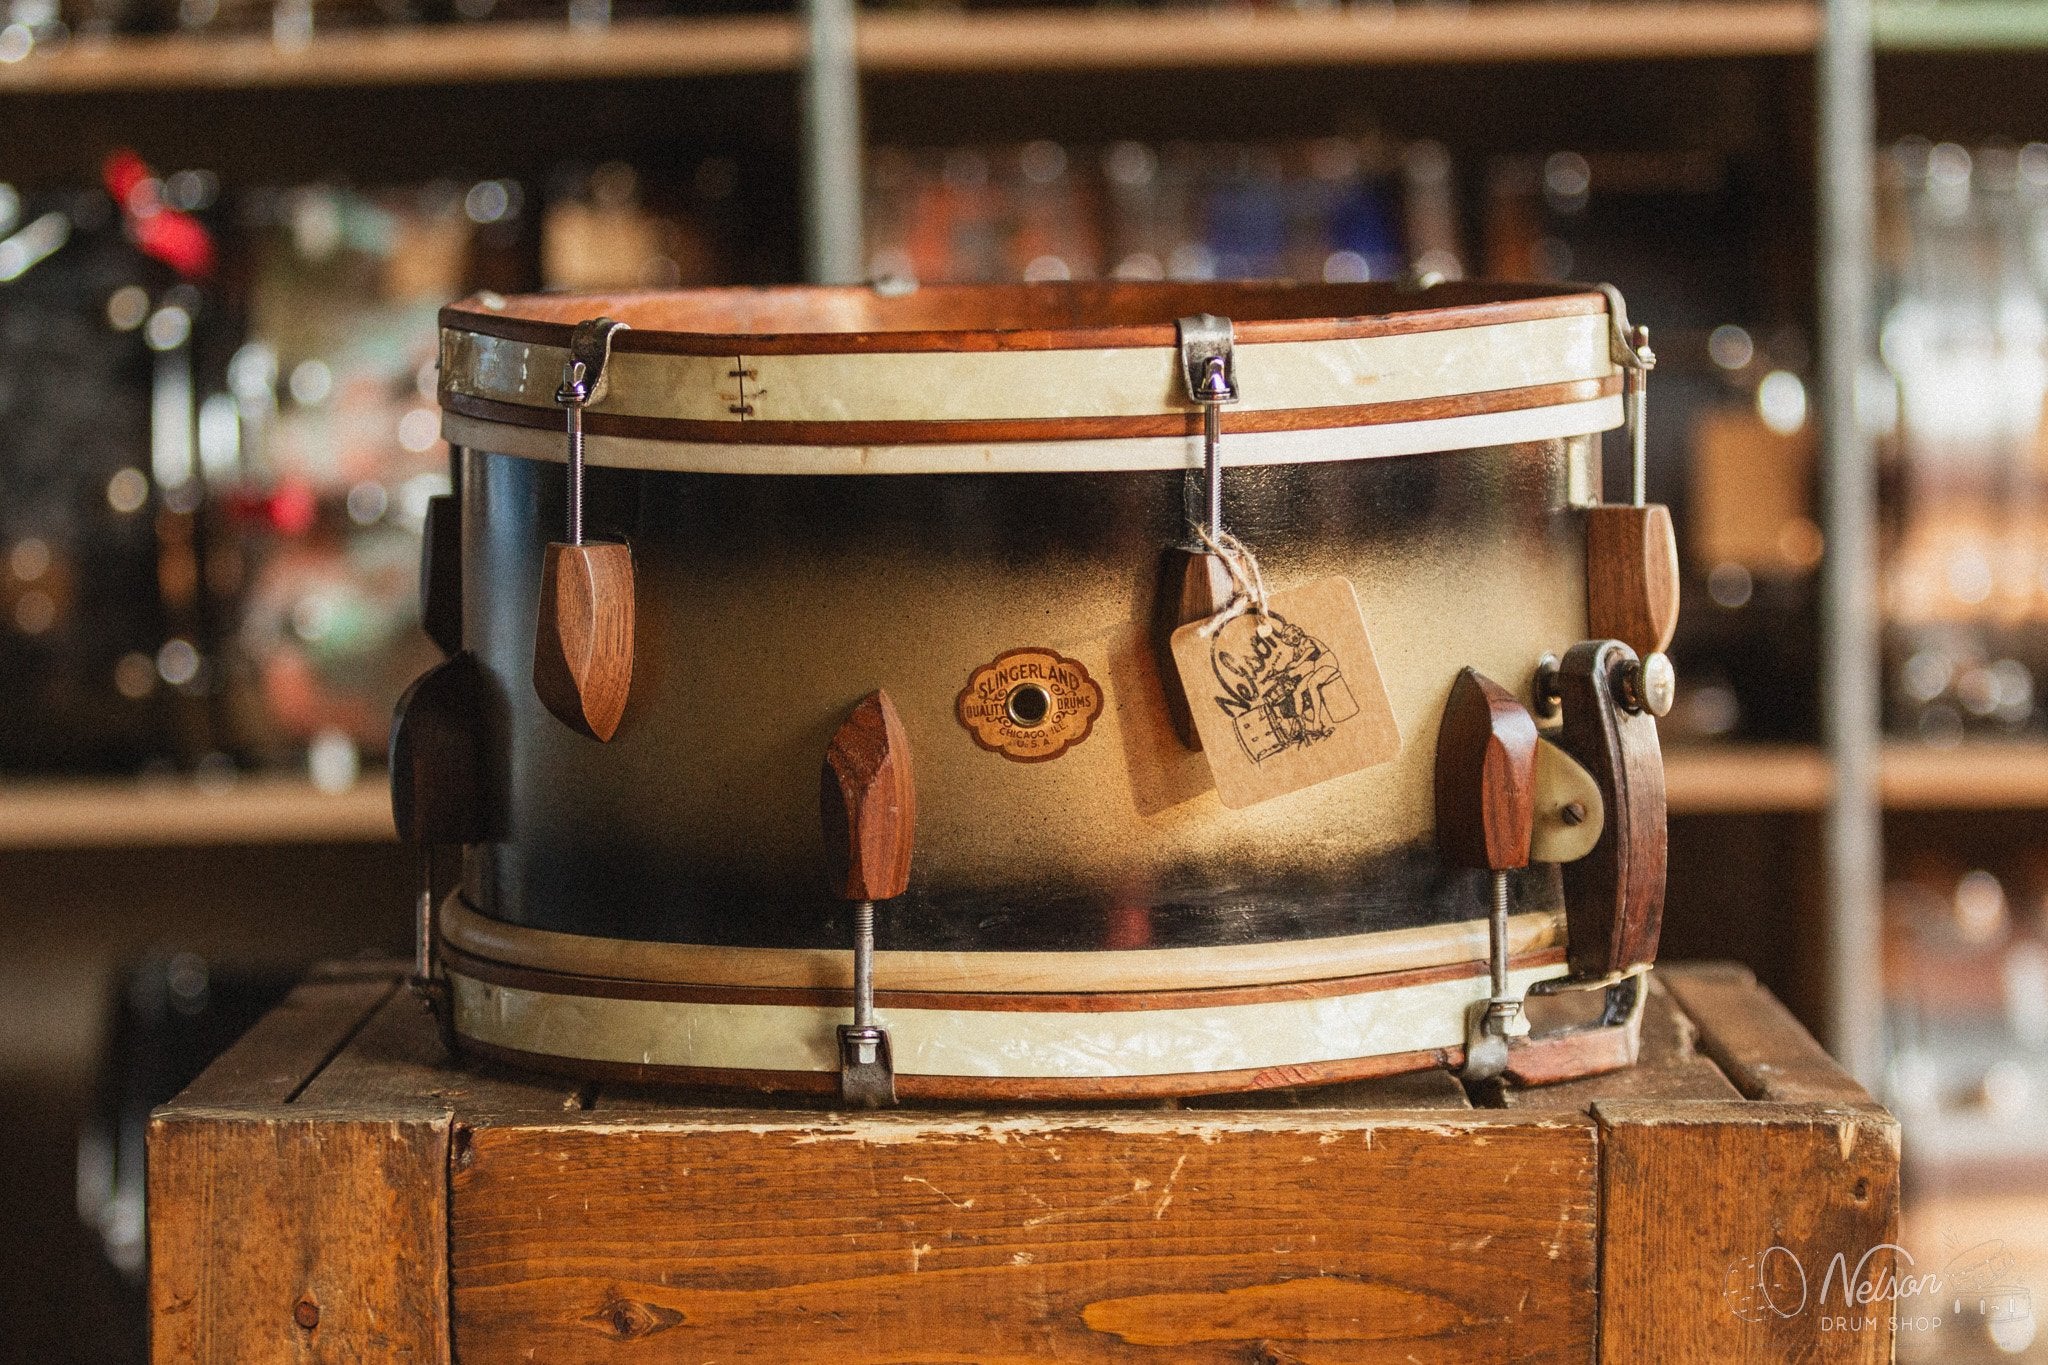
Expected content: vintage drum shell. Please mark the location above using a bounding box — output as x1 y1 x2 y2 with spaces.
431 282 1635 1097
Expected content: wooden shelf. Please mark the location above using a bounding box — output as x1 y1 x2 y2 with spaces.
0 774 393 849
858 3 1819 73
0 3 1816 96
1879 741 2048 809
0 15 802 94
1665 744 1833 814
1666 740 2048 813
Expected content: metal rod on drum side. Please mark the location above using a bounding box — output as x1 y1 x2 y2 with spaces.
415 847 437 983
1627 327 1650 508
564 399 585 546
852 899 876 1032
801 0 864 284
1204 386 1223 541
1489 869 1511 1005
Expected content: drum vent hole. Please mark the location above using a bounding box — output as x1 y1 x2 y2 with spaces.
1006 683 1052 728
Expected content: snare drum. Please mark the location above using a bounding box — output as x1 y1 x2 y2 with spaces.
402 281 1675 1100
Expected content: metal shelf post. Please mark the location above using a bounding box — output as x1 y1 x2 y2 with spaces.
1817 0 1883 1086
801 0 864 284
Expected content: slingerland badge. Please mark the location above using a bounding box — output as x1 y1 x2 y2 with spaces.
1169 575 1400 808
957 647 1103 763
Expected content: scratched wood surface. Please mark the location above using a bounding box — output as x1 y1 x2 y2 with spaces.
150 962 1895 1363
148 972 455 1365
1596 963 1899 1364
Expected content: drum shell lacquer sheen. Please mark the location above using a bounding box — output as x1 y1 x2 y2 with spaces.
429 282 1634 1098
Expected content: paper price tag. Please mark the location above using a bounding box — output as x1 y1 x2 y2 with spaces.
1169 575 1400 809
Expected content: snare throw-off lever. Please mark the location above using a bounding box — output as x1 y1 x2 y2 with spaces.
534 317 635 741
1499 638 1669 1085
1434 669 1540 1081
821 690 917 1108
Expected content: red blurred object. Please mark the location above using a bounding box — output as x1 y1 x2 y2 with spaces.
222 482 319 536
102 150 216 281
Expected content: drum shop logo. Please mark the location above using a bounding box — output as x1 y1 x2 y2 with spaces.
1167 575 1401 808
1206 612 1357 765
1722 1236 2036 1349
957 647 1103 763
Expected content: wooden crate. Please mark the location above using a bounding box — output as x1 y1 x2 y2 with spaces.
149 961 1897 1363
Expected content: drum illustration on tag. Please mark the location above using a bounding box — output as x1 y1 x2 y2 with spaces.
1171 575 1400 809
1211 613 1361 763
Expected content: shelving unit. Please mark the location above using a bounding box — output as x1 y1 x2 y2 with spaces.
853 3 1821 70
0 0 1982 1088
0 775 391 849
0 16 802 92
0 2 1817 97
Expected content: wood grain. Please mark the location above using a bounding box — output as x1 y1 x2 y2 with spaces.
1434 668 1538 872
1659 962 1871 1104
1596 1100 1899 1363
172 976 395 1109
821 690 916 901
1586 504 1681 657
151 1113 452 1364
450 1111 1597 1361
418 491 462 657
388 652 487 847
149 978 452 1365
1556 640 1668 979
150 961 1896 1361
533 540 635 742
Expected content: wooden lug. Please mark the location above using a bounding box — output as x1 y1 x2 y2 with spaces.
1433 668 1539 874
533 540 635 742
390 652 488 847
1586 503 1680 658
419 491 462 657
821 690 917 902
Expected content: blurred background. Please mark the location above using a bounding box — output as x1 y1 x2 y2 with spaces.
0 0 2045 1357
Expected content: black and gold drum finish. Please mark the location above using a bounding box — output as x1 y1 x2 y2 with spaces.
402 280 1675 1099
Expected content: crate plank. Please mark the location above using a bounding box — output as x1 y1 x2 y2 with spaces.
1660 963 1871 1104
1595 1099 1900 1364
295 988 593 1125
151 960 1895 1361
171 975 394 1108
149 1110 451 1363
450 1111 1597 1361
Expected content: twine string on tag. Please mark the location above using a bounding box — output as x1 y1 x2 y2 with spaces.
1191 524 1275 639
